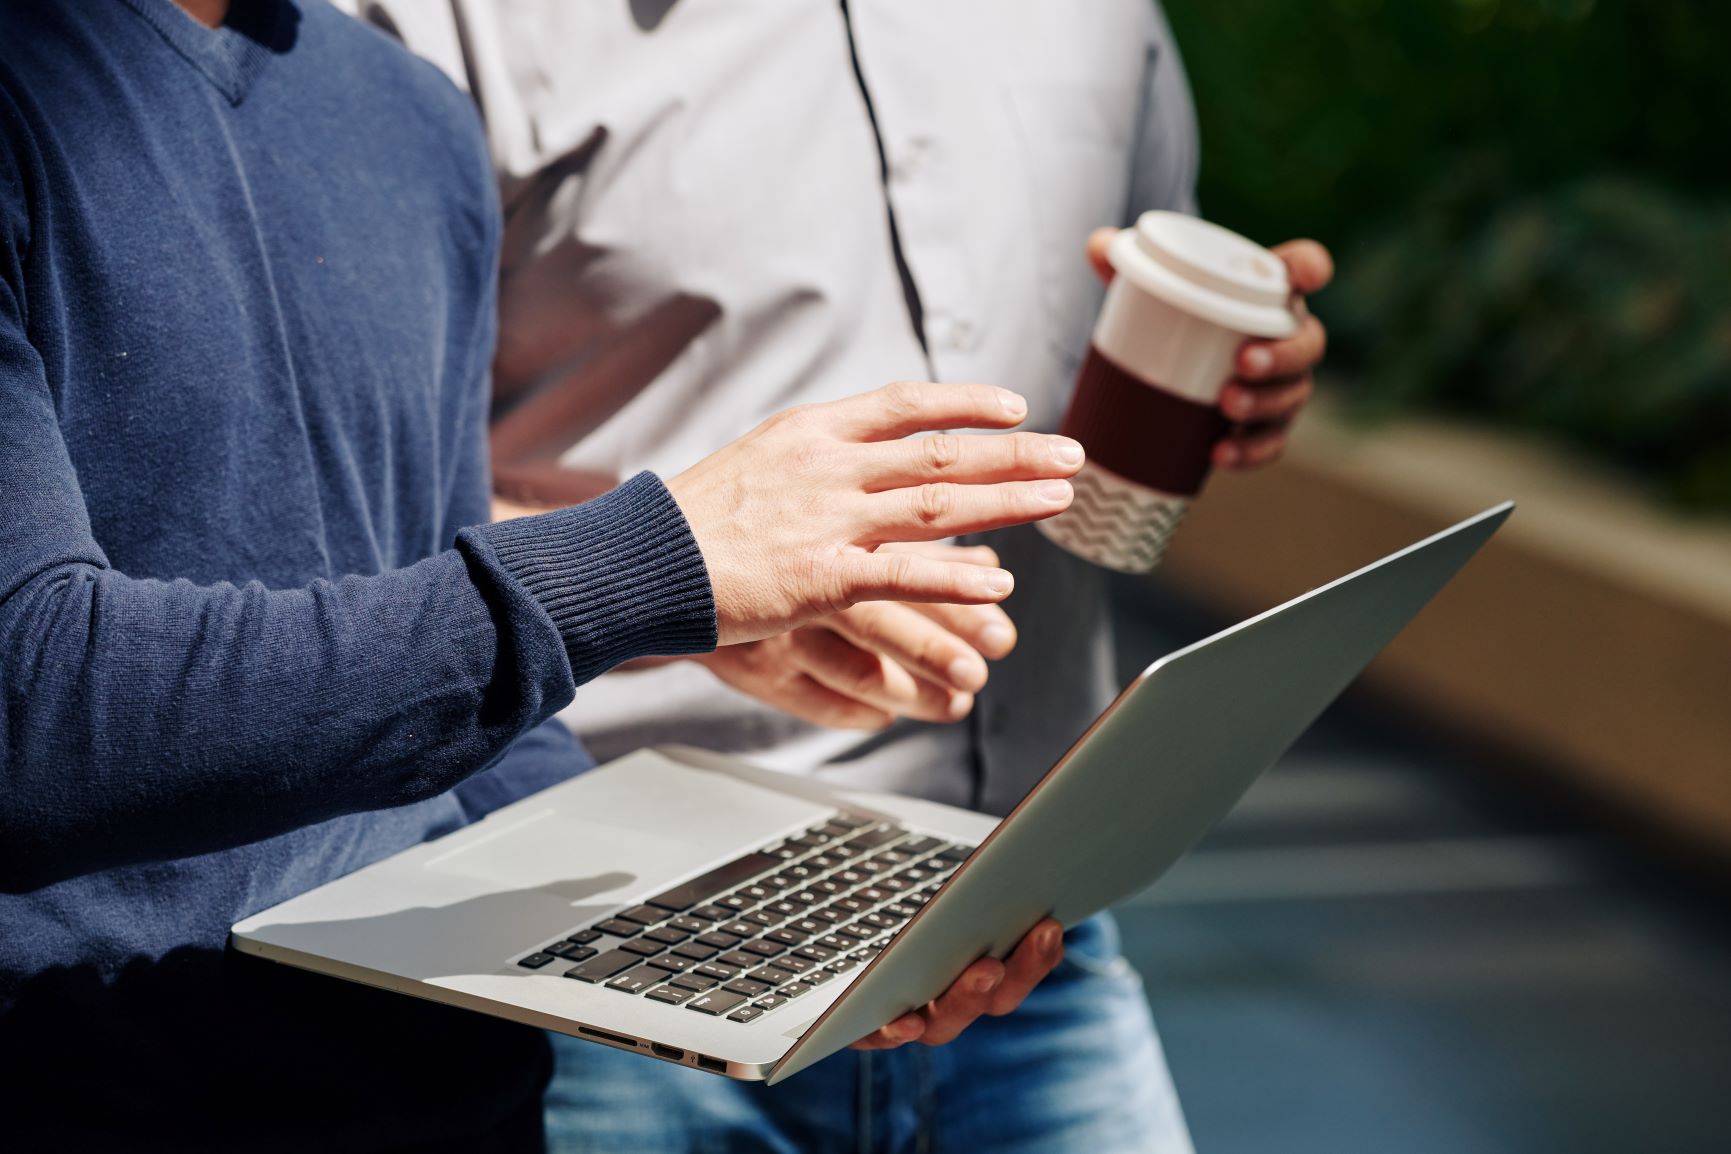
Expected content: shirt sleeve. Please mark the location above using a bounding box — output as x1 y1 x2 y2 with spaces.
1126 1 1201 218
0 182 714 897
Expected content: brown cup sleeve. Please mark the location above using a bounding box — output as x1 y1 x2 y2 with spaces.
1059 346 1228 498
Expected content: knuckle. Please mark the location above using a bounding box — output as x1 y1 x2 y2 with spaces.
922 433 962 475
880 380 923 423
914 483 953 525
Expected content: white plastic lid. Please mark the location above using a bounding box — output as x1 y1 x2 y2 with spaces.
1108 210 1299 338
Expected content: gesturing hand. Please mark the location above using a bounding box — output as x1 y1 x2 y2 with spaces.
697 544 1017 729
1087 229 1335 469
666 383 1082 646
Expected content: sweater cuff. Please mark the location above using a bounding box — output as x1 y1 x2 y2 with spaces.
467 472 717 684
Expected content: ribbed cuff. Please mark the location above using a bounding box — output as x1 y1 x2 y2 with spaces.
468 472 717 684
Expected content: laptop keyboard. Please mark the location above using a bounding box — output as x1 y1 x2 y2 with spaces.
514 814 974 1025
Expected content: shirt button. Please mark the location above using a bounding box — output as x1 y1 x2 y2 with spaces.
889 135 933 182
941 317 977 352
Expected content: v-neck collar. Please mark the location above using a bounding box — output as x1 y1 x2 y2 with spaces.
118 0 294 107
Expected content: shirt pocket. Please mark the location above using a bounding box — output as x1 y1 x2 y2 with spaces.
1004 71 1143 375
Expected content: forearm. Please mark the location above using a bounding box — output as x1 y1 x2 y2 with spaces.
0 474 714 892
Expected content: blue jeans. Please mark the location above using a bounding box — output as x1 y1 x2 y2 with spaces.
543 914 1192 1154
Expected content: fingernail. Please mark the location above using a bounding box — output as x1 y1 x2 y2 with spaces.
892 1018 922 1042
996 389 1027 419
1041 925 1064 960
984 569 1014 596
1226 390 1255 420
947 656 986 691
980 623 1015 656
972 969 1003 995
947 691 975 720
1036 479 1071 503
1215 443 1240 468
1051 438 1084 466
1243 346 1273 377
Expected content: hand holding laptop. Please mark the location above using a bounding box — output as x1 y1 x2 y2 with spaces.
666 382 1082 645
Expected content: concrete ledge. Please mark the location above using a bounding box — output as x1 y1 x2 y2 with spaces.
1153 398 1731 855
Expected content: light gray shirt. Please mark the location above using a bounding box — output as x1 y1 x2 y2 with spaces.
358 0 1199 815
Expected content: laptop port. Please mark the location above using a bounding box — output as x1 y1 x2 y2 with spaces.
577 1026 639 1050
696 1055 727 1074
651 1044 685 1062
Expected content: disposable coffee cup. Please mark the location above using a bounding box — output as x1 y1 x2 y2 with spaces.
1038 211 1299 572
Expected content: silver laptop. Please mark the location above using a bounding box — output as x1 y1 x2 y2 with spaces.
232 503 1512 1084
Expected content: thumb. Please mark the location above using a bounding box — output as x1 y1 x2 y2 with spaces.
1086 228 1117 284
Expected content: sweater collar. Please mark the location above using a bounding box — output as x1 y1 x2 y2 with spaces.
118 0 299 107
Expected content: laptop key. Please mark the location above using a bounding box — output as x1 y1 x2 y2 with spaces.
687 991 748 1016
811 879 844 895
690 905 731 923
936 845 974 863
767 900 807 917
789 918 826 936
795 944 836 962
830 813 874 829
566 928 604 945
766 928 806 947
549 942 599 962
620 939 665 958
646 851 782 912
728 1006 765 1023
753 994 789 1010
695 962 737 981
668 916 709 934
837 924 875 940
863 913 902 931
670 973 719 992
718 895 754 912
781 982 813 998
563 949 640 982
720 920 758 938
647 954 694 973
725 978 771 997
899 836 943 855
595 918 642 938
741 939 785 958
695 932 742 951
607 965 663 994
854 887 890 904
775 954 815 975
743 911 779 928
646 985 694 1006
844 826 903 851
747 966 794 986
671 941 718 961
717 950 759 969
516 952 557 969
643 925 690 945
618 905 668 925
825 958 860 973
816 935 852 952
805 967 835 986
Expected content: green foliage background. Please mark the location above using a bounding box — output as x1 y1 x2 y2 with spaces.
1164 0 1731 510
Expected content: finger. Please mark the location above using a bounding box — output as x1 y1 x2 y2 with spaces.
913 957 1006 1047
857 432 1083 490
821 381 1029 441
1272 238 1334 295
864 479 1072 544
850 1013 927 1051
1086 227 1117 283
838 552 1016 609
792 627 969 722
1236 314 1327 381
877 541 1001 568
1213 419 1293 471
909 600 1017 661
1220 374 1314 424
985 918 1065 1018
705 647 895 730
827 601 991 694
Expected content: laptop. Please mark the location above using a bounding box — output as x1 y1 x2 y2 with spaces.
232 502 1512 1084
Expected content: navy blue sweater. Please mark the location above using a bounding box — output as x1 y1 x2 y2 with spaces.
0 1 715 1148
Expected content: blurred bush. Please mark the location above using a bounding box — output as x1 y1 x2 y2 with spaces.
1165 0 1731 511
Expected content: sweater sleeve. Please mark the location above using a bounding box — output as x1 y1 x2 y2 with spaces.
0 246 714 893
